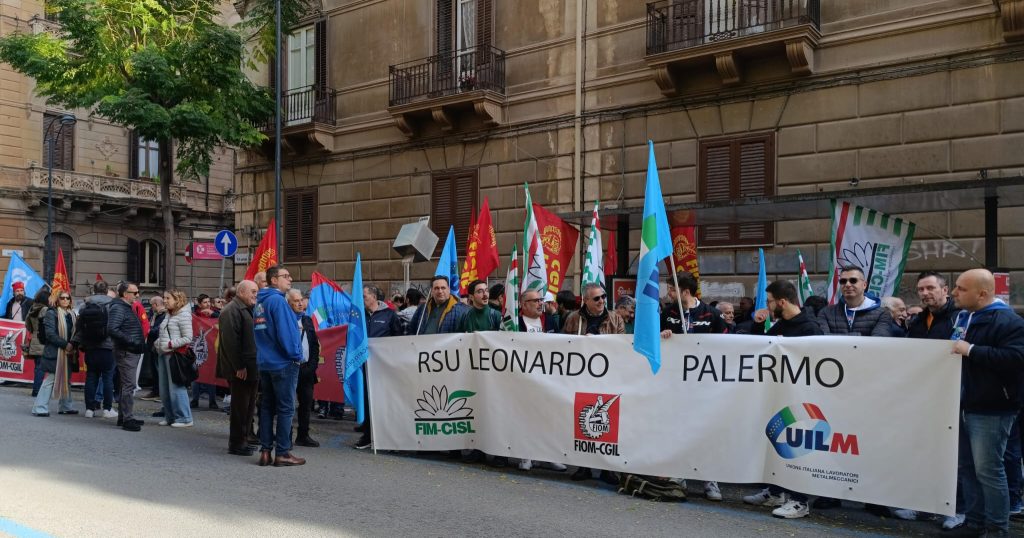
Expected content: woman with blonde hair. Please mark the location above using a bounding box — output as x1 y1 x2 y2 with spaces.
155 289 194 427
31 291 78 416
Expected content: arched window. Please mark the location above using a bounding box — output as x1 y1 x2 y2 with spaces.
43 233 74 284
128 238 164 287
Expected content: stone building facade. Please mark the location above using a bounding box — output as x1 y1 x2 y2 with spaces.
0 1 238 298
235 0 1024 305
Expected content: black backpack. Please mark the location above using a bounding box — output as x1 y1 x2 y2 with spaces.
77 302 108 347
31 307 48 346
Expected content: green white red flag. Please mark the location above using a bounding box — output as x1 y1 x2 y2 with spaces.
501 244 520 332
797 249 814 306
521 184 548 295
580 200 603 293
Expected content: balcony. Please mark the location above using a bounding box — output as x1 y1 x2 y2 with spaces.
387 45 506 137
258 85 338 155
644 0 821 96
25 167 187 220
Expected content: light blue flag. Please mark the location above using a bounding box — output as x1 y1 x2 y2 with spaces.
344 253 370 424
755 248 771 332
0 252 46 313
435 225 460 298
633 141 673 375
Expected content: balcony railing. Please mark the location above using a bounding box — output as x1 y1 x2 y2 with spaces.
260 85 337 130
646 0 820 55
389 45 506 107
28 167 186 205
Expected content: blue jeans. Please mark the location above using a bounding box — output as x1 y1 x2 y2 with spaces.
32 372 73 415
84 356 115 412
1006 416 1022 507
157 353 193 424
31 357 45 395
259 364 299 455
961 412 1016 531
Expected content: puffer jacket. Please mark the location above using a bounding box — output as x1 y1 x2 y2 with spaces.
108 298 145 353
25 302 48 357
816 295 893 337
957 301 1024 414
156 308 193 353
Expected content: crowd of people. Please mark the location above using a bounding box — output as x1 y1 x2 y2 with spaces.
3 264 1023 535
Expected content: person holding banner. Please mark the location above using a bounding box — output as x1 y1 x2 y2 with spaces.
459 280 501 333
355 285 404 451
815 266 892 338
217 280 259 456
951 268 1024 537
406 276 468 336
31 291 78 417
660 271 726 337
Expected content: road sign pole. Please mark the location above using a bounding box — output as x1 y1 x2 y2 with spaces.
219 256 226 297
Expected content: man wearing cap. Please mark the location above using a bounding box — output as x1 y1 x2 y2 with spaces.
4 281 33 321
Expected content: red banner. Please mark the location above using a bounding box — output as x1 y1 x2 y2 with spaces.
51 249 70 302
611 278 636 307
670 225 699 275
313 324 347 403
244 218 278 280
191 242 222 261
0 319 84 385
459 213 478 295
192 316 228 388
532 203 580 296
476 197 499 281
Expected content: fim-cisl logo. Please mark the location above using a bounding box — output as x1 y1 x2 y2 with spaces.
765 403 859 459
414 385 477 436
573 392 621 456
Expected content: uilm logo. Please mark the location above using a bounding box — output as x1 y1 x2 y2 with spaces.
573 392 621 456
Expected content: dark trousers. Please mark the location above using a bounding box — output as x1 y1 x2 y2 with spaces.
296 366 316 439
228 376 259 450
31 357 45 396
84 349 115 411
1005 416 1022 506
361 363 372 440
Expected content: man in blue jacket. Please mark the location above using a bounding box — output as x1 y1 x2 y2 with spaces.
952 268 1024 537
254 265 305 467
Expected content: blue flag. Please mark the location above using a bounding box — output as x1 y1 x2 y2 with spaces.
306 274 353 330
755 248 768 312
633 141 673 375
344 253 370 424
435 225 460 298
0 252 46 313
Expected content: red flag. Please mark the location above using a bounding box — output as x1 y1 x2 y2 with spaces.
459 212 479 295
192 316 228 388
531 203 580 296
604 229 617 276
50 249 70 302
476 197 499 281
312 271 343 292
95 273 104 282
244 218 278 280
313 324 348 403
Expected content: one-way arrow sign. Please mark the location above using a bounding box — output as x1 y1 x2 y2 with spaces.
215 230 238 258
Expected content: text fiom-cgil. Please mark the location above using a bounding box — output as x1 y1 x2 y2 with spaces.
418 348 610 378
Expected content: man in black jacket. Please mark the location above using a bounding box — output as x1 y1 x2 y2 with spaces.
288 289 321 448
660 271 726 336
952 268 1024 536
907 271 959 339
816 266 892 337
108 281 146 432
3 281 32 321
218 280 259 456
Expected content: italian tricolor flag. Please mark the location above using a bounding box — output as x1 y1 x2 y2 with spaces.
521 184 548 295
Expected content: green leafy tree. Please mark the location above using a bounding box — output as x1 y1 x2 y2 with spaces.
0 0 292 288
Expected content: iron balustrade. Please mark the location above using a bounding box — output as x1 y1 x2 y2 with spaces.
389 45 506 107
260 85 337 130
646 0 820 54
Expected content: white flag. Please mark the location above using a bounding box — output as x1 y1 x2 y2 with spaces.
580 200 603 293
501 245 520 332
827 201 915 304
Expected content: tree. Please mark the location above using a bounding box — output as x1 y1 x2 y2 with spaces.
0 0 290 289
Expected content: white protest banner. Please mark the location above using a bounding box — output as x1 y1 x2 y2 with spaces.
827 200 915 304
368 333 959 515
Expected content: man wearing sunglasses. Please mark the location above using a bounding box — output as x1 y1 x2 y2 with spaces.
815 265 893 338
108 281 147 432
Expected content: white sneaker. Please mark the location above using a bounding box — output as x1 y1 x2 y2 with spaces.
704 481 723 501
517 459 532 471
544 462 567 472
102 409 117 419
170 421 193 428
772 499 810 519
158 420 169 426
941 513 966 530
84 409 94 418
892 508 917 521
743 488 787 507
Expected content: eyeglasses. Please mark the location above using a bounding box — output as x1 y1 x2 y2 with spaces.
126 290 139 295
524 298 543 303
839 278 860 285
589 294 607 302
58 296 71 301
278 273 293 280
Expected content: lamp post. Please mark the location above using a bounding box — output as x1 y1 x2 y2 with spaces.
45 113 77 276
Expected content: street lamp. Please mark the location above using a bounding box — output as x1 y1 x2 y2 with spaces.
45 113 77 277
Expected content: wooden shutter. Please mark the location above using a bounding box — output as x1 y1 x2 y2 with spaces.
43 113 74 171
284 188 318 263
437 0 453 87
698 133 774 247
315 18 327 92
738 0 768 29
127 238 140 283
477 0 493 49
431 170 478 256
671 0 702 47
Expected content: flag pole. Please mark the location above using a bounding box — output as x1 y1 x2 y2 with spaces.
669 265 686 334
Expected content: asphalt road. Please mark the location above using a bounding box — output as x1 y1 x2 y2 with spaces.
0 383 964 537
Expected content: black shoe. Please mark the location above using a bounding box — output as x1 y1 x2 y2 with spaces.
447 450 463 460
58 410 79 415
462 450 484 464
122 422 141 432
31 392 38 397
317 411 328 419
152 410 165 418
488 456 508 468
209 402 219 410
812 497 842 509
127 418 145 426
864 503 891 517
570 467 591 481
354 436 372 450
32 412 50 417
599 470 619 485
228 446 256 456
117 417 123 426
190 400 199 409
354 423 367 433
295 436 320 448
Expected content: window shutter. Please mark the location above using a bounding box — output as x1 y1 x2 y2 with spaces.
156 242 166 288
431 170 478 256
315 18 328 92
699 144 733 244
43 113 74 171
477 0 493 49
283 188 318 263
671 0 702 46
698 133 774 247
127 238 140 283
284 190 300 261
437 0 453 86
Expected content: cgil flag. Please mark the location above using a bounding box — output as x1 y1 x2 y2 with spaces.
344 253 370 424
50 249 70 302
458 213 478 296
435 225 460 298
827 201 915 304
797 249 814 306
633 141 672 375
244 218 278 281
501 244 520 332
521 184 548 295
605 229 617 276
580 199 604 293
0 252 46 312
475 197 500 282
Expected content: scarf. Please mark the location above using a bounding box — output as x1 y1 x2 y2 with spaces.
52 307 76 402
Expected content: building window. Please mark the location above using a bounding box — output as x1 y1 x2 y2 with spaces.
42 113 75 171
127 238 164 287
130 133 160 179
431 169 478 255
698 133 775 247
43 232 74 284
284 187 318 263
